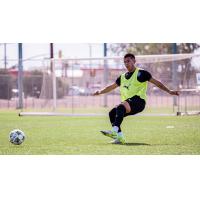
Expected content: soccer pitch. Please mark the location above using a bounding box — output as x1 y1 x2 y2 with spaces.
0 110 200 155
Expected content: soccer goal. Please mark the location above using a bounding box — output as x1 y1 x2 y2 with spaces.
177 89 200 116
19 53 200 116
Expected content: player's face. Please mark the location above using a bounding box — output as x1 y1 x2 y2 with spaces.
124 57 136 72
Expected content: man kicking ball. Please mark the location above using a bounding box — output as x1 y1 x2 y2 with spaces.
93 53 179 144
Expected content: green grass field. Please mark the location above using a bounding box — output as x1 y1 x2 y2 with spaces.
0 110 200 155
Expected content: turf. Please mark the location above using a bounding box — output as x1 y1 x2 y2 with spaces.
0 111 200 155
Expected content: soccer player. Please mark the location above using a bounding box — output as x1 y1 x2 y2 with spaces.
93 53 179 144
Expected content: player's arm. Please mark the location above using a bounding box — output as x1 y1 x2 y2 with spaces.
93 82 118 96
149 77 179 96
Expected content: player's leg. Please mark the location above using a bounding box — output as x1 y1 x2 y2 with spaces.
101 102 130 144
111 96 146 144
121 96 146 141
109 107 122 132
100 107 120 139
111 102 130 144
113 101 131 129
100 101 132 144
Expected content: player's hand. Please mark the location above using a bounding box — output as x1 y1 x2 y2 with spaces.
92 90 101 96
169 90 179 96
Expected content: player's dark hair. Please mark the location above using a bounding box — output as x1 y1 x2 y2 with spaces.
124 53 135 60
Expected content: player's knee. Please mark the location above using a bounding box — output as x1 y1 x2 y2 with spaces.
116 104 126 115
121 102 131 113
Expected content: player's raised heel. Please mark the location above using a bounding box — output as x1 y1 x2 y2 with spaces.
100 130 118 139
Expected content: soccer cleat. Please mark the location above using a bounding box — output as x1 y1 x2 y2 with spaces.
109 136 126 145
117 135 126 144
100 130 118 139
109 139 121 144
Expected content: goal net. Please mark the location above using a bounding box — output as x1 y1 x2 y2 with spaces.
19 53 200 116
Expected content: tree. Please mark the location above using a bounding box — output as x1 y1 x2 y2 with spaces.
108 43 173 56
108 43 200 56
177 43 200 53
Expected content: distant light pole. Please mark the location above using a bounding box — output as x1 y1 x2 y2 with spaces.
50 43 57 111
4 43 7 69
50 43 54 71
172 43 177 109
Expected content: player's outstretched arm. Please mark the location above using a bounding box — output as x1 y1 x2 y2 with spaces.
93 83 118 96
149 77 179 96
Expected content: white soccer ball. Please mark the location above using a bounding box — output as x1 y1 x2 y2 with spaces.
9 129 25 145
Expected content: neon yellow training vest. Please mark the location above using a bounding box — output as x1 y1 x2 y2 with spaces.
120 68 148 102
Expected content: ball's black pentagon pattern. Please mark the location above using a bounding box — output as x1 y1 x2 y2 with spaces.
9 129 25 145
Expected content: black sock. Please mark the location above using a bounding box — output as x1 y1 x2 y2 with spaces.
109 107 121 132
113 104 126 129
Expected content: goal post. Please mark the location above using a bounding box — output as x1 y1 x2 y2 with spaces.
177 88 200 116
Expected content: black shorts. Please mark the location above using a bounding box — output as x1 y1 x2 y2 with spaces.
124 95 146 117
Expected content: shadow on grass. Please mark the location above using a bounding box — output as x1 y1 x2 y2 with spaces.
124 142 150 146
